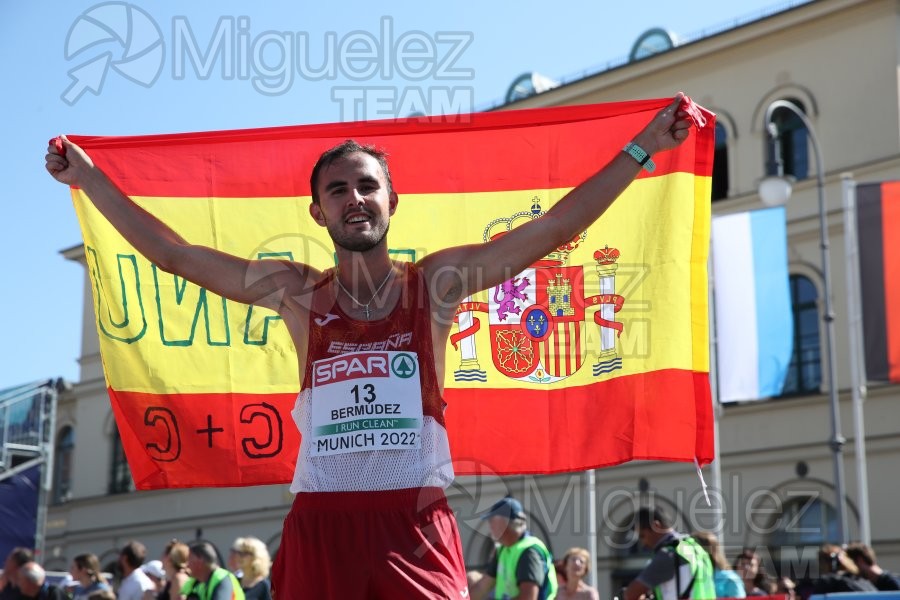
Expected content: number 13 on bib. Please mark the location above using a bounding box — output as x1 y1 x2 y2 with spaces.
310 351 423 456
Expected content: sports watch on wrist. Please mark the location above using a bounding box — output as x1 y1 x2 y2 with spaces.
623 142 656 172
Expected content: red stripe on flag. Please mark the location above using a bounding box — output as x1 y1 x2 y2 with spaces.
883 182 900 382
108 389 301 490
553 326 561 375
68 99 713 198
564 323 572 375
693 371 715 466
445 369 712 474
107 369 711 489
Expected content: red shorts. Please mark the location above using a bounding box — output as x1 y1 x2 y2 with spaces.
271 487 468 599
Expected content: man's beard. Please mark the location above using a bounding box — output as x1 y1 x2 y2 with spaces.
328 217 390 252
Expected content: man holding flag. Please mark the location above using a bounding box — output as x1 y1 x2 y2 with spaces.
45 94 693 598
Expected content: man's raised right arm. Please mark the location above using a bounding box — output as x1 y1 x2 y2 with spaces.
45 136 316 312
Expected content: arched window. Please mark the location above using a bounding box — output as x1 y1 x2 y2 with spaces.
781 275 821 395
712 122 729 201
765 98 809 180
109 426 133 494
768 496 838 547
52 426 74 503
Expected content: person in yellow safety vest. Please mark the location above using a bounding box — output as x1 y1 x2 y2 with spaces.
470 496 558 600
182 542 245 600
624 507 715 600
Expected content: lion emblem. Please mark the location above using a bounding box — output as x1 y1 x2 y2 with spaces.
493 276 530 321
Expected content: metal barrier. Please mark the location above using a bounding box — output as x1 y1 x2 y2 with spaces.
0 379 61 560
0 380 57 477
809 594 900 599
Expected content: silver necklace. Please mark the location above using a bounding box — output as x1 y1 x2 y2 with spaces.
334 265 395 320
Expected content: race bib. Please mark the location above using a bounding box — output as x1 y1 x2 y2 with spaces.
310 351 423 456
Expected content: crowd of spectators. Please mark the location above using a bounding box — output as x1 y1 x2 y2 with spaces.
689 536 900 599
2 534 898 599
0 536 272 600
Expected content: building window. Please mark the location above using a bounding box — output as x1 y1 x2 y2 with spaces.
52 426 74 503
781 275 821 395
768 496 838 547
109 426 133 494
765 98 809 180
712 122 729 201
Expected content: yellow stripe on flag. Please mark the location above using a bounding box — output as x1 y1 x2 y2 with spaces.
74 172 708 394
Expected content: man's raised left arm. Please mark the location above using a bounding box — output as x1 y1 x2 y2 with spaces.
420 93 695 307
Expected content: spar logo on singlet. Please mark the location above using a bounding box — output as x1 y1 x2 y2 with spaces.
313 352 393 385
313 352 416 385
313 352 419 385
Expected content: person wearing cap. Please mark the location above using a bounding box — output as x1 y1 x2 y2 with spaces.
470 496 558 600
624 507 715 600
140 560 166 599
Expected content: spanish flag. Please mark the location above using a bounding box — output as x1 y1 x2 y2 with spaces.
66 98 715 489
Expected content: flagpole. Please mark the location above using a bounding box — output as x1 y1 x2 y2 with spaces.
760 100 849 544
707 253 724 533
35 380 60 562
841 173 871 546
586 468 598 590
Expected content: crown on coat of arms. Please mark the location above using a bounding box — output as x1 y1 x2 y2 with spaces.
483 196 544 242
594 245 621 265
483 197 586 267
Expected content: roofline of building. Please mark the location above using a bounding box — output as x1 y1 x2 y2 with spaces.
486 0 859 111
60 243 85 262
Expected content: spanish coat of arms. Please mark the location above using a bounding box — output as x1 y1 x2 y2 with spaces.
452 199 625 384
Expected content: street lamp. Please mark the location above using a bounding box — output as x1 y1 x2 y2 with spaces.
758 99 849 544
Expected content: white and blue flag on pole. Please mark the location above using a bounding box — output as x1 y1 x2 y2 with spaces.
712 207 793 402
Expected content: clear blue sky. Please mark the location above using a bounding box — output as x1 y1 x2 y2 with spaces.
0 0 802 390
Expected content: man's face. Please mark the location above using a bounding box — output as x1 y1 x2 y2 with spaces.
187 552 208 581
488 515 510 542
16 572 38 597
636 526 652 550
310 152 397 253
187 552 201 573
